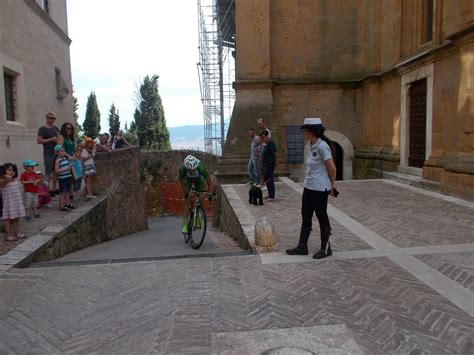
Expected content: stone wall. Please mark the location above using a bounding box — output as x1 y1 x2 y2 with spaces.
93 147 148 239
31 197 107 263
140 150 219 217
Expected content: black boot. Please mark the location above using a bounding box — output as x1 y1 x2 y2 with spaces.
286 226 311 255
313 226 332 259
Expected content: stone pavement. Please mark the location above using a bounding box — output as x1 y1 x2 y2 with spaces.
0 179 473 354
48 216 242 264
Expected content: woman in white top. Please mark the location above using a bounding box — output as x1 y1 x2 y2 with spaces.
286 118 337 259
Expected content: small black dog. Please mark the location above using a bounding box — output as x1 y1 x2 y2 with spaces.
248 184 264 205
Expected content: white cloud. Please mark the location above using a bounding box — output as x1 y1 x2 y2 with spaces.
68 0 204 131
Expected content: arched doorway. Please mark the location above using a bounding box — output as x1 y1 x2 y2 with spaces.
325 130 354 180
329 141 344 180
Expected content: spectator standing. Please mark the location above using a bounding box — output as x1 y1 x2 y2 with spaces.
247 128 261 184
257 118 271 138
286 118 337 259
111 130 130 149
81 137 97 199
72 146 84 204
54 145 76 211
36 171 52 208
260 130 277 201
57 122 76 158
95 133 112 152
19 159 42 220
37 112 59 196
1 163 26 241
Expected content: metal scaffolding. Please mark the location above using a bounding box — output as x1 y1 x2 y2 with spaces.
197 0 235 155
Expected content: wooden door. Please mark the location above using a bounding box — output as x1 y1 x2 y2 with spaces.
409 79 427 168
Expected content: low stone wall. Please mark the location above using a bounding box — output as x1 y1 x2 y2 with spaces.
215 185 252 251
28 197 107 263
140 150 219 217
93 147 148 238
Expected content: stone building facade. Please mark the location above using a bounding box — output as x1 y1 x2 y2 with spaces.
222 0 474 199
0 0 73 168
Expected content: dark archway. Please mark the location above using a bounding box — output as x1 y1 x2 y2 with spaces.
329 141 344 181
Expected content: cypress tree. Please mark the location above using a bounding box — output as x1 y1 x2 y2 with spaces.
108 103 121 138
83 91 101 138
134 75 171 150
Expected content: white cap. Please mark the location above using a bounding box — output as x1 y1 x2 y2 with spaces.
304 118 322 125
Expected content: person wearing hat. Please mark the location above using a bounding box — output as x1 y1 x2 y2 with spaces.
20 159 42 220
286 118 337 259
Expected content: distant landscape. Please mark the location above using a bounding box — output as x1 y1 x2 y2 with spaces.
169 125 205 151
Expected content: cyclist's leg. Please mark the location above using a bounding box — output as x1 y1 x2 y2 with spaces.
182 180 192 234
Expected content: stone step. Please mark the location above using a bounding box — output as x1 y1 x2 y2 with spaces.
382 171 442 193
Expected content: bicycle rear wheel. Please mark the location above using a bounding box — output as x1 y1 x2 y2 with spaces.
190 207 207 249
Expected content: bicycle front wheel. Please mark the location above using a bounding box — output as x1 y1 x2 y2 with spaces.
190 207 207 249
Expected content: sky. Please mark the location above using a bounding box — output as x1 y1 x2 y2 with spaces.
68 0 204 131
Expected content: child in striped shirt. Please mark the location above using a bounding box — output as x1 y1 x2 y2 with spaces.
54 145 77 211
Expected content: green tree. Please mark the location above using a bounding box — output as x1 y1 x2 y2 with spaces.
108 103 121 138
134 75 171 150
72 92 83 140
83 91 101 138
124 119 138 146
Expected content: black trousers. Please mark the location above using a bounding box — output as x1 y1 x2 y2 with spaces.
299 187 331 249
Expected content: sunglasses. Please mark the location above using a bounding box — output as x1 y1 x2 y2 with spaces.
47 116 56 120
66 127 73 130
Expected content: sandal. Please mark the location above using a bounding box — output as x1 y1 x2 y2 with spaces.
5 235 19 242
17 233 26 239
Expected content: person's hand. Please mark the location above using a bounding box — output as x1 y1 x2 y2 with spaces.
330 183 337 197
51 137 58 143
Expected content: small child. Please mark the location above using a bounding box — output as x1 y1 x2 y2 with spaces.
1 163 26 241
19 159 42 220
36 171 52 208
81 137 97 199
54 145 77 211
72 146 84 204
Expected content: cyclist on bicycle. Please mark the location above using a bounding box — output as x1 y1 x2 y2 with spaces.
179 155 215 234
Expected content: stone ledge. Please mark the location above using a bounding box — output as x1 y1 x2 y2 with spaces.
0 197 107 269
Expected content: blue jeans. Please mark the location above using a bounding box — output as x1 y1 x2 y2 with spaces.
264 165 275 198
247 157 261 183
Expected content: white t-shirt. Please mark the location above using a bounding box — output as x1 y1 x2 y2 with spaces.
81 147 95 166
303 138 332 192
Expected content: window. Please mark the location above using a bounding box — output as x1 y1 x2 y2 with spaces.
4 72 17 122
423 0 434 43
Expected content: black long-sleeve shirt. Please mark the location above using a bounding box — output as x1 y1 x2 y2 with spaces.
262 140 277 171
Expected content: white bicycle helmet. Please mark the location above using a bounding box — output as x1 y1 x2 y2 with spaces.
184 155 200 169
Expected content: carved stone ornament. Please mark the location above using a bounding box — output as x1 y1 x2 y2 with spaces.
55 67 70 100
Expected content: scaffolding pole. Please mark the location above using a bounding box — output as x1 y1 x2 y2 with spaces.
197 0 235 155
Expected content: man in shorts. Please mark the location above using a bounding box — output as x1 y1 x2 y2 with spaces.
37 112 59 196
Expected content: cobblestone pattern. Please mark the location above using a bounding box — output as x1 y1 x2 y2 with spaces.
330 181 474 248
234 183 371 252
416 252 474 292
1 255 473 354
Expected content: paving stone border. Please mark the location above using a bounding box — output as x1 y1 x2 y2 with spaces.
0 197 107 271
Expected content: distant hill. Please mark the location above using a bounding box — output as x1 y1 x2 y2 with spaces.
169 125 204 151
